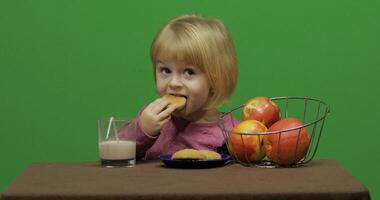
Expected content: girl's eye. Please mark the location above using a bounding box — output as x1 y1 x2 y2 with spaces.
184 68 195 76
159 67 171 74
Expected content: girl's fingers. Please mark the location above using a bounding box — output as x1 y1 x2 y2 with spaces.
159 115 172 126
150 98 170 114
157 104 177 121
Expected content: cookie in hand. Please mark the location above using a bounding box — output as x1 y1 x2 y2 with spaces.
163 94 186 110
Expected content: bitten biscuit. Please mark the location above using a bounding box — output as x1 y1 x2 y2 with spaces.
198 150 222 160
163 94 186 110
171 149 207 160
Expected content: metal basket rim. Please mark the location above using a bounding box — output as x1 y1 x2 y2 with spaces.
220 96 330 135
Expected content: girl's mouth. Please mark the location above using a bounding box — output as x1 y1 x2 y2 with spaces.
169 93 188 100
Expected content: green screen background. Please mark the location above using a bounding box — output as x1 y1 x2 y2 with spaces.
1 0 379 198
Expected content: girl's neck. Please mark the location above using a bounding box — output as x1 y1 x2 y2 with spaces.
181 108 221 124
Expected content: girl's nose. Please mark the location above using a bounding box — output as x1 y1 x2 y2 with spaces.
168 75 183 89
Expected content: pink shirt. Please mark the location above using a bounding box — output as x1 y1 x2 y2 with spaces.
119 109 238 160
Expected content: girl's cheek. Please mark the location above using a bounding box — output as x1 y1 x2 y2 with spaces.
155 80 166 93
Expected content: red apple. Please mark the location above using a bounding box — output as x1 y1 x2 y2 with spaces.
242 96 281 127
263 118 310 165
228 120 267 163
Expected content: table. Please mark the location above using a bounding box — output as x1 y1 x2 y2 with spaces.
1 160 370 200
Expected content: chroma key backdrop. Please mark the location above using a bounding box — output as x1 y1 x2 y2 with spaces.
0 0 379 199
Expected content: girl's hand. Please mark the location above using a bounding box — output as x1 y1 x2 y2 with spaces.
140 98 177 137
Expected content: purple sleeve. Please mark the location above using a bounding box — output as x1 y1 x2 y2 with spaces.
118 108 158 160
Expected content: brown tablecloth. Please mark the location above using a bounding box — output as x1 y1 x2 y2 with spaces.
1 160 370 200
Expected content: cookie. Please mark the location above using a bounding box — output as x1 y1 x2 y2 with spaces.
171 149 222 160
163 94 186 110
198 150 222 160
171 149 207 160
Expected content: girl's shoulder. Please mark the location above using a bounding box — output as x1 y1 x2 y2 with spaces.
218 112 240 130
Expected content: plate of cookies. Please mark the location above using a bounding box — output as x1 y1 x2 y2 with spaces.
159 149 231 169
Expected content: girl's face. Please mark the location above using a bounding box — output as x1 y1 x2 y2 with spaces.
155 60 211 119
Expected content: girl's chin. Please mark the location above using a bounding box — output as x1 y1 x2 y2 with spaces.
172 105 194 118
172 109 187 117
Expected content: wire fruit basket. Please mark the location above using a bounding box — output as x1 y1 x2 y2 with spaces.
219 96 330 168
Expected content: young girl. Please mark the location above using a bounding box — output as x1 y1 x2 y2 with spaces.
121 14 238 160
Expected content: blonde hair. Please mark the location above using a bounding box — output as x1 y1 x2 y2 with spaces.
151 14 238 110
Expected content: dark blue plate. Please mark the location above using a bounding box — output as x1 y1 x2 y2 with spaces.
159 154 231 169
